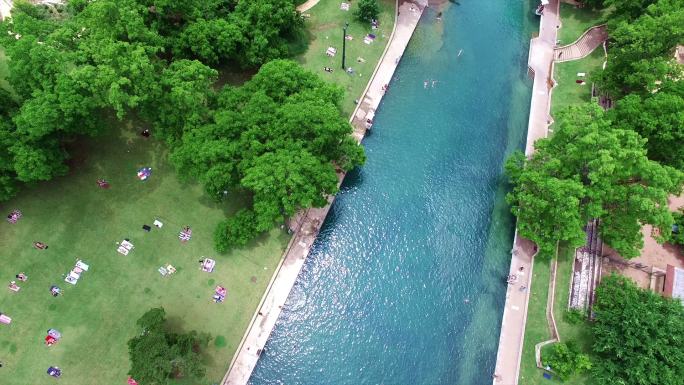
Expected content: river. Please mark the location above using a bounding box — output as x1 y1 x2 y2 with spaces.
248 1 534 384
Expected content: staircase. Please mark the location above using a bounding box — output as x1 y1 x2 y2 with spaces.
554 24 607 63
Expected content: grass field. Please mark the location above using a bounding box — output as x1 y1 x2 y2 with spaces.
297 0 395 116
551 48 604 117
0 123 290 385
0 2 400 383
519 252 554 385
519 244 595 385
557 3 608 46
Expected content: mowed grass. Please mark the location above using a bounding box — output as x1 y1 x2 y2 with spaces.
297 0 395 116
519 245 595 385
557 3 608 46
0 123 290 385
551 48 604 117
519 253 553 385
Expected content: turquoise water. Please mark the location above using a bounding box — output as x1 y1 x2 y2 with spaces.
249 2 533 384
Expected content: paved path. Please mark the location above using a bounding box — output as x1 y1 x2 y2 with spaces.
554 25 607 62
0 0 12 19
220 2 425 384
297 0 320 13
492 1 560 384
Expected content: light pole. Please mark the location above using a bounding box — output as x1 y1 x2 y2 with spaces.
342 21 349 70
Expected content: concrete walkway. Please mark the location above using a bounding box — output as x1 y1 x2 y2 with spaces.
554 25 607 62
492 1 560 384
220 2 425 384
0 0 12 19
297 0 320 13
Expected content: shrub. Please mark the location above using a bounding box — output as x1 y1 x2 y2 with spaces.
355 0 380 23
543 341 592 380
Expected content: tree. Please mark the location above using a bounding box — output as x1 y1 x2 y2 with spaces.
543 342 592 381
506 104 684 258
174 18 244 65
214 209 260 252
355 0 380 23
242 147 339 228
596 1 684 96
230 0 303 67
670 210 684 246
152 59 218 143
591 274 684 385
610 82 684 170
128 308 208 385
170 60 364 251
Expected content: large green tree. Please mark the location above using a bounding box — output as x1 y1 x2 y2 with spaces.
171 60 365 251
597 0 684 96
610 81 684 170
506 104 683 258
0 0 303 203
128 307 208 385
592 275 684 385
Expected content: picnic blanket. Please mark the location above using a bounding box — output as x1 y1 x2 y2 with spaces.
202 258 215 273
6 209 22 224
118 240 134 255
179 229 192 242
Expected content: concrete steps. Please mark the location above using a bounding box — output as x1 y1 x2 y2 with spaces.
554 24 607 62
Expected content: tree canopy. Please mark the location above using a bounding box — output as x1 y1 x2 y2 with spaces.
127 307 209 385
609 81 684 170
591 275 684 385
171 60 365 251
355 0 380 23
595 0 684 97
506 104 683 258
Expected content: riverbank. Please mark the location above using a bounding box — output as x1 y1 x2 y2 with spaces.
493 1 560 384
220 2 426 384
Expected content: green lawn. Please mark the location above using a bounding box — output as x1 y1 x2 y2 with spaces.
0 122 290 385
557 3 608 46
551 48 604 117
520 244 595 385
519 253 554 385
297 0 395 116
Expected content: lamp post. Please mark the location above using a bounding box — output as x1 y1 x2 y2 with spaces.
342 21 349 70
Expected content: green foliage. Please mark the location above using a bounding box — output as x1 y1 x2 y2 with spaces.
563 308 586 325
543 341 592 381
355 0 380 23
591 274 684 385
505 103 684 258
0 0 303 203
670 210 684 246
172 60 365 251
596 0 684 97
214 209 260 252
128 307 209 385
610 81 684 170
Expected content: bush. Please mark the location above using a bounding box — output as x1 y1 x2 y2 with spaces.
669 210 684 246
355 0 380 23
563 308 586 325
214 209 260 252
543 341 592 380
128 308 209 384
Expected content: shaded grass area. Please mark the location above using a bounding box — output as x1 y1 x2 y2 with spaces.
557 3 608 46
520 244 595 385
297 0 395 116
519 253 553 385
0 123 289 385
551 48 604 117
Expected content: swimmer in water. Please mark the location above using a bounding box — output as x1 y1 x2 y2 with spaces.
432 80 437 88
464 298 470 303
424 80 429 89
